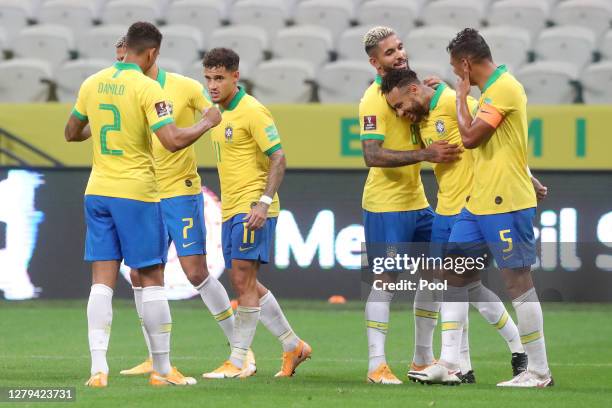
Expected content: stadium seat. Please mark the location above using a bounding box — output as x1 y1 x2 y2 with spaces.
101 0 160 26
232 0 288 43
356 0 419 37
421 0 485 31
405 26 457 65
14 25 74 71
409 60 453 85
295 0 354 41
273 25 333 68
517 61 579 104
480 26 531 70
582 61 612 104
166 0 225 39
38 0 97 39
598 30 612 61
535 26 596 69
77 25 126 60
552 0 612 39
209 25 268 69
488 0 550 40
336 25 375 61
160 25 203 65
0 27 6 56
0 58 52 102
318 60 374 103
252 59 315 103
0 0 31 43
56 58 109 102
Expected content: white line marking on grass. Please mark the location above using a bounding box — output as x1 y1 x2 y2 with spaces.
3 355 612 368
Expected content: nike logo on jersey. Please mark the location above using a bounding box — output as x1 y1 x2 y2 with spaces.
182 242 196 248
502 253 514 261
239 246 253 252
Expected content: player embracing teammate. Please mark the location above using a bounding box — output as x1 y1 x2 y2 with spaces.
361 26 552 388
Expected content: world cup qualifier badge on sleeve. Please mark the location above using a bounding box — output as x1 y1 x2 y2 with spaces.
364 115 377 131
155 101 173 117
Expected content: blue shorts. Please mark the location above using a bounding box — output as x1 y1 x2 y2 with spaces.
84 195 167 269
363 207 434 244
448 207 537 269
161 194 206 257
221 213 277 270
363 208 434 263
430 212 461 258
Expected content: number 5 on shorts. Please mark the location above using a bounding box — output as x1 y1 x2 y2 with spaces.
499 229 513 253
182 218 193 239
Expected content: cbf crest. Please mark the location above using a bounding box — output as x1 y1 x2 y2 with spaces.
435 119 445 134
224 123 233 142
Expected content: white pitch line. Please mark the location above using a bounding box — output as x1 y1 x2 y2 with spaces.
2 355 612 368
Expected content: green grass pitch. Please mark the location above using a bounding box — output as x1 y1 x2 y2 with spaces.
1 300 611 407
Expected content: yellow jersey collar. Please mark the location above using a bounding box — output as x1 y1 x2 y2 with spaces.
481 64 507 93
223 86 246 112
113 62 142 73
429 82 447 112
155 67 167 89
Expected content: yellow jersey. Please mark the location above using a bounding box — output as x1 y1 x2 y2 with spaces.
360 75 429 213
419 83 477 216
72 61 174 202
468 65 536 215
151 68 211 198
210 86 281 221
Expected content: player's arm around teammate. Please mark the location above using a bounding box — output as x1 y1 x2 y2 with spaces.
64 22 219 387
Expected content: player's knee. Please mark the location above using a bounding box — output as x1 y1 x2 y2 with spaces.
129 269 141 287
185 267 207 287
502 268 533 298
229 266 256 296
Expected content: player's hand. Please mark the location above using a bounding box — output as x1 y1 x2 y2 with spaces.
531 176 548 201
455 59 471 99
244 202 269 230
423 140 462 163
423 76 442 88
202 106 222 127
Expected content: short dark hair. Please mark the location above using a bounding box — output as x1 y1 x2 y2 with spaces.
447 28 492 62
381 69 420 95
125 22 162 54
202 48 240 71
115 35 126 49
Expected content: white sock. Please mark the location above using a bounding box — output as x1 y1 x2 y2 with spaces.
468 281 524 354
87 284 113 375
413 285 441 366
195 276 234 344
459 315 472 374
512 287 549 376
439 286 469 371
260 291 300 352
230 306 261 369
365 288 393 372
132 287 152 358
142 286 172 376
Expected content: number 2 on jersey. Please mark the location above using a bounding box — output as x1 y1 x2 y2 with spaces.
99 104 123 156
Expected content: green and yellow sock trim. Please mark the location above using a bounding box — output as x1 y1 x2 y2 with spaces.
441 321 461 331
366 320 389 333
213 307 234 322
493 311 509 330
415 308 439 320
520 330 542 344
